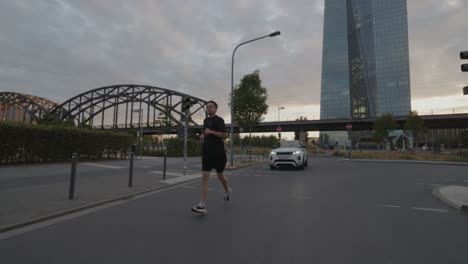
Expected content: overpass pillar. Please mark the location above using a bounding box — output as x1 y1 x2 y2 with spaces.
299 130 307 142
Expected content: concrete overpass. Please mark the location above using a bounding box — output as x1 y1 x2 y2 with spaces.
117 113 468 135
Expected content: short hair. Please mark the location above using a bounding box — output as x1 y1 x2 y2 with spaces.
206 100 218 109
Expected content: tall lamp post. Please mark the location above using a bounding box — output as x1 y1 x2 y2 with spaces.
230 30 281 166
277 105 285 122
277 105 284 138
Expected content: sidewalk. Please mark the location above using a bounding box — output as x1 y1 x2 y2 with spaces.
433 186 468 212
0 164 198 232
345 158 468 166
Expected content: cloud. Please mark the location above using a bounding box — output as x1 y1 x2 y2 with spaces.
0 0 467 121
407 0 468 99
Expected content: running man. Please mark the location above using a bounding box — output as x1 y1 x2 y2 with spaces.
192 100 232 214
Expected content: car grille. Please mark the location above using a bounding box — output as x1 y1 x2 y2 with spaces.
277 152 293 155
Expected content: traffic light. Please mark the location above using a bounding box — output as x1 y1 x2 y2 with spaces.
182 97 195 112
461 51 468 95
461 51 468 72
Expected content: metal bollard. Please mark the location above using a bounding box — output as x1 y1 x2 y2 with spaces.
129 152 134 187
162 151 167 180
68 153 78 200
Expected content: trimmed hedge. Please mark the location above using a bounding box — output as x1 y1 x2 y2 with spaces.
166 138 202 157
237 135 279 148
142 138 203 157
0 122 133 165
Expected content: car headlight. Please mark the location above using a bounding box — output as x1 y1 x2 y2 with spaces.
293 151 302 154
270 151 276 155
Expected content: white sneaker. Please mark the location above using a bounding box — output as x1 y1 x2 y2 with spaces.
224 187 232 203
191 203 207 214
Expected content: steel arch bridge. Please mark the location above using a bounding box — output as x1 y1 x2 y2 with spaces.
50 84 208 128
0 92 59 123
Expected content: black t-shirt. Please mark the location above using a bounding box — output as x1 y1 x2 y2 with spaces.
203 115 226 149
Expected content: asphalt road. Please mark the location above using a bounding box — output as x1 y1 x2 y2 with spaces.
1 157 467 263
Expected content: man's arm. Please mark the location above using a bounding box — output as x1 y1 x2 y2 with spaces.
205 118 227 138
204 129 226 139
200 120 206 142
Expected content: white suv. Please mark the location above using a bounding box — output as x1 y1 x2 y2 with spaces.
269 140 308 170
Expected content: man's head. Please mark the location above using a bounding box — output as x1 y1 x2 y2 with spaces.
205 100 218 116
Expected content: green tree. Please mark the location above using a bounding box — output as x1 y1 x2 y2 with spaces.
396 135 410 150
403 111 424 148
229 70 269 160
434 134 451 153
459 131 468 147
37 112 75 127
373 113 398 150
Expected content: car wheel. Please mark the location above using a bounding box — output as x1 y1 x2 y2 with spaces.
304 158 308 167
270 165 275 170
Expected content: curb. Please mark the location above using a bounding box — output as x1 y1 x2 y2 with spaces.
344 158 468 166
432 186 462 211
432 186 468 214
0 176 202 234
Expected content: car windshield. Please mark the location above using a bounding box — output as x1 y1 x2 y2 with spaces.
280 141 302 148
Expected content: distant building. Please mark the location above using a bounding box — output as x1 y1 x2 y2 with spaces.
320 0 411 148
320 0 411 119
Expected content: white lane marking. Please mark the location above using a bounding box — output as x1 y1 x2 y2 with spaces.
81 163 126 169
148 171 185 177
141 166 152 169
446 179 457 182
464 180 468 182
410 207 448 213
294 196 314 200
416 183 442 187
160 174 201 184
376 204 401 209
181 186 197 189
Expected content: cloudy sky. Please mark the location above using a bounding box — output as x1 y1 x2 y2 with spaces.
1 0 468 122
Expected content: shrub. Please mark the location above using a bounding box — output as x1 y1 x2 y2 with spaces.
0 122 133 165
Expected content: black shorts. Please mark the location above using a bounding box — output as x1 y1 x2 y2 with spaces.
202 146 227 173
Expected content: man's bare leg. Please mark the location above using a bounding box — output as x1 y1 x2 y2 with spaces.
217 172 229 192
200 171 210 205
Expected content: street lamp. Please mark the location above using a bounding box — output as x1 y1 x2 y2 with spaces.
132 108 143 159
277 105 284 139
230 30 281 166
277 105 285 122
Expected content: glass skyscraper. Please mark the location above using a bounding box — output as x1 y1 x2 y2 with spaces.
320 0 411 120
